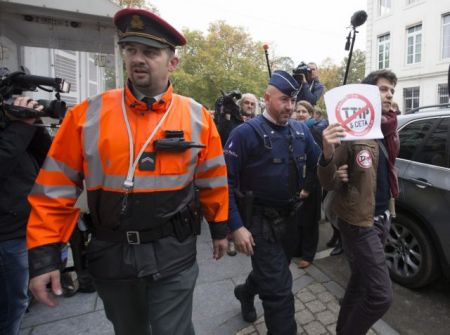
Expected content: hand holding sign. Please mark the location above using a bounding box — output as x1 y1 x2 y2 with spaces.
321 123 346 160
324 84 383 141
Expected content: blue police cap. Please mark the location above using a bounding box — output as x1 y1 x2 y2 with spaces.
268 70 300 98
114 8 186 49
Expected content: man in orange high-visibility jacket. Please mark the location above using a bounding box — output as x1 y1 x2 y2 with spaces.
27 8 228 335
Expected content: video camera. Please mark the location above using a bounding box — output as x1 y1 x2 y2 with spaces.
0 67 71 121
214 89 242 122
213 89 242 144
292 62 311 83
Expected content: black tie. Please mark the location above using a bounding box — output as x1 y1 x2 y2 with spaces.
142 97 156 110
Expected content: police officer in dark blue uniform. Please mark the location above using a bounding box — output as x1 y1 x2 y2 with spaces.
224 70 321 334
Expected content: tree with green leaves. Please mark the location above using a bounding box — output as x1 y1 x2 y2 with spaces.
172 21 270 108
272 56 295 73
340 49 366 84
315 58 341 111
314 51 366 112
111 0 158 12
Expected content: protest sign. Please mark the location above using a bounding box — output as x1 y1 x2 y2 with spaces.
324 84 383 140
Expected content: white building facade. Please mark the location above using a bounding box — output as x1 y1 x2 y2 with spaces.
0 0 123 106
365 0 450 113
23 47 107 106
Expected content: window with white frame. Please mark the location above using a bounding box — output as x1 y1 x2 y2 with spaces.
404 87 420 112
438 84 449 105
378 0 391 16
406 24 422 64
378 34 390 69
443 14 450 59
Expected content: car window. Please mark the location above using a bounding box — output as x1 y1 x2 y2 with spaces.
413 117 450 168
398 119 436 160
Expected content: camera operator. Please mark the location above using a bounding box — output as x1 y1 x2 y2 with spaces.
215 90 243 145
0 97 51 335
294 62 325 106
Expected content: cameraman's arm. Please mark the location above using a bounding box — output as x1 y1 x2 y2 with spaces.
299 81 324 105
0 97 43 179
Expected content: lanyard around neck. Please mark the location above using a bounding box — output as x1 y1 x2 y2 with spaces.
121 89 173 189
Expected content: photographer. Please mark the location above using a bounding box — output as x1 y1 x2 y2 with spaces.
0 97 51 335
294 62 325 106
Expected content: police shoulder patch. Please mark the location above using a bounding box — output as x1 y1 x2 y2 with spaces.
355 149 372 169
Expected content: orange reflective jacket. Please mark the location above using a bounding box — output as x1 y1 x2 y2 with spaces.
27 84 228 250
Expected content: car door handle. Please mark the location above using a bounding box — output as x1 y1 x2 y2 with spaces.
407 177 433 188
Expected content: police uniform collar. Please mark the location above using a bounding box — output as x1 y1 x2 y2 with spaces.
263 110 288 127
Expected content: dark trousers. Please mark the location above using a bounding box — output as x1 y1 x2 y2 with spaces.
0 238 29 335
336 216 393 335
297 194 320 261
95 262 198 335
243 217 297 335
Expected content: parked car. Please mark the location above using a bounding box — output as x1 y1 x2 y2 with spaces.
385 105 450 288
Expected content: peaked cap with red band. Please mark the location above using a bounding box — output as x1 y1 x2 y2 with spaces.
114 8 186 49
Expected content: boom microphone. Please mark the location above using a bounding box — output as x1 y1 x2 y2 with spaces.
350 10 368 28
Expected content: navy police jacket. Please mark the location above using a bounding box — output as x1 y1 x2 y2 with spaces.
224 114 320 232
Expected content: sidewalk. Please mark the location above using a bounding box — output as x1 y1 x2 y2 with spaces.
20 224 399 335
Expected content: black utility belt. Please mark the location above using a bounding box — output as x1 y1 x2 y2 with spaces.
92 223 175 245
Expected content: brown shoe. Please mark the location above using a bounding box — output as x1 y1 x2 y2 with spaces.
297 260 311 269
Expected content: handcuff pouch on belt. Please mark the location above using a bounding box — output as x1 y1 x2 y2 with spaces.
260 200 304 243
172 188 202 242
261 207 289 243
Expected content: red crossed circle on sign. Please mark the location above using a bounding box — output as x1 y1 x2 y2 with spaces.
335 93 375 136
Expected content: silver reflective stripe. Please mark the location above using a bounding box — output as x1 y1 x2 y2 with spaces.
83 95 104 188
43 157 83 184
189 99 202 145
188 98 203 169
31 183 81 199
99 173 193 190
83 94 206 191
195 175 228 189
195 155 225 174
135 174 192 190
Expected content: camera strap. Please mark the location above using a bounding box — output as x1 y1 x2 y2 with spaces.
121 89 173 190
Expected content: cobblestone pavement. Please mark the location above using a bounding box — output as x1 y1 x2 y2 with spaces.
234 256 398 335
21 223 398 335
235 279 378 335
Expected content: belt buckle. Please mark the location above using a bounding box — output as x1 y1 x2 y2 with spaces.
126 231 140 245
